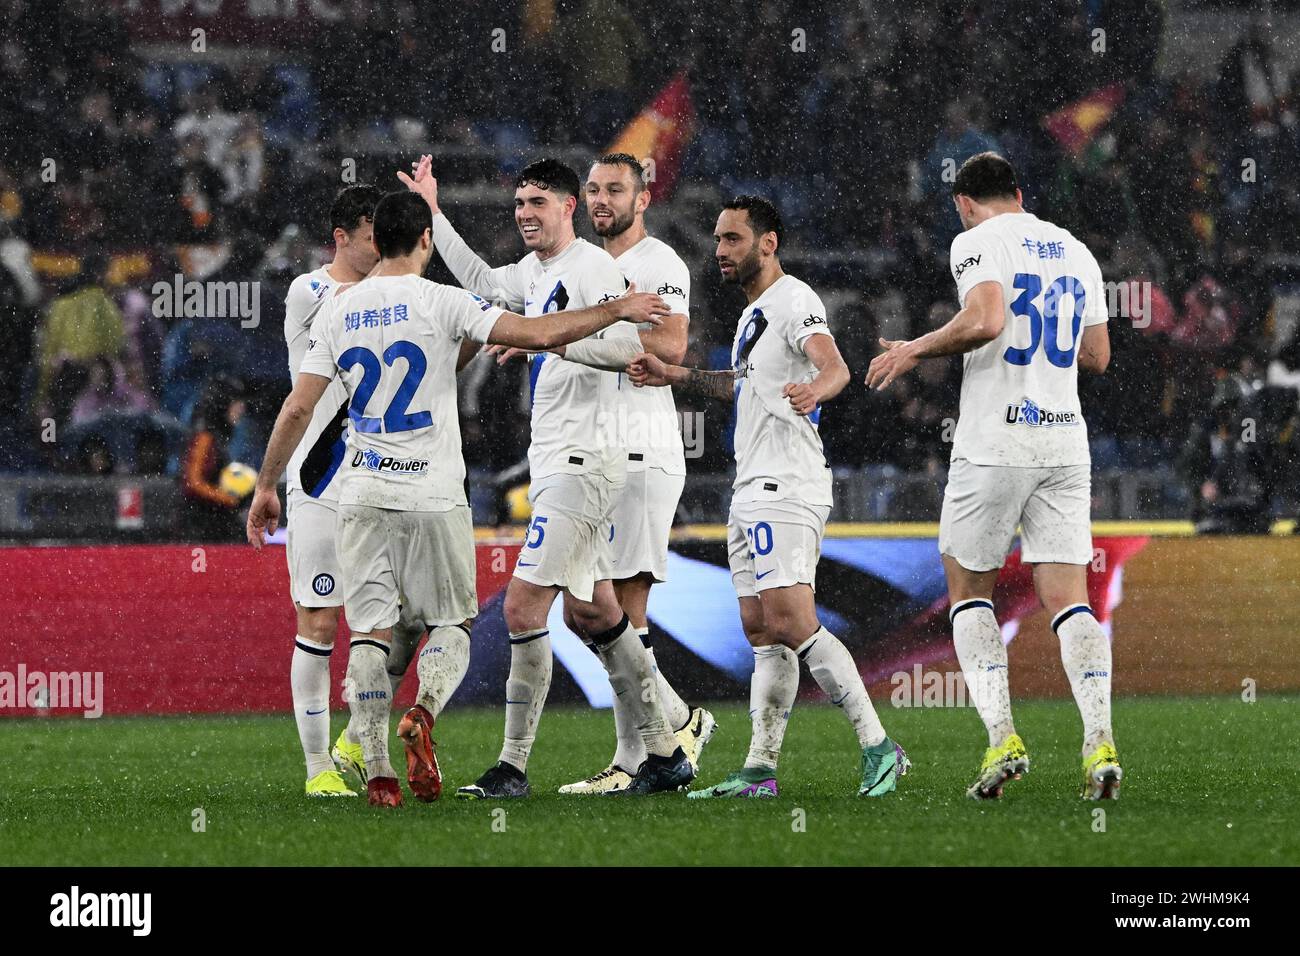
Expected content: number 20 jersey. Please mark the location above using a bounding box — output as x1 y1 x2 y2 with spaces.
730 274 834 507
948 211 1108 468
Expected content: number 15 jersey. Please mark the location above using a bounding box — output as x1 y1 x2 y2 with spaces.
948 211 1107 469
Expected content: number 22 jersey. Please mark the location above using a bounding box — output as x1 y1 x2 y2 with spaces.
300 275 504 511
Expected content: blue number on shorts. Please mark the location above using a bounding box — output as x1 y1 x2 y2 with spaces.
1003 273 1084 369
526 515 547 549
747 521 774 556
337 341 432 434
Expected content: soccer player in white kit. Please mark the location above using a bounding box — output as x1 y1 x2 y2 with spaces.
248 186 673 807
630 197 911 799
281 185 425 798
408 156 694 798
866 152 1120 800
543 153 716 793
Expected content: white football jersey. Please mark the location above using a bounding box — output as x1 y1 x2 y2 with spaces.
430 215 636 483
299 274 503 511
614 235 689 476
948 212 1107 468
284 266 351 501
730 274 833 507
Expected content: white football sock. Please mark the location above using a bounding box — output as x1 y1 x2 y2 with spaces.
415 624 471 719
592 617 677 758
610 630 691 771
745 644 798 771
499 629 552 772
609 668 644 773
1054 605 1114 755
291 636 335 779
796 627 886 748
951 598 1016 746
346 638 395 780
642 630 691 731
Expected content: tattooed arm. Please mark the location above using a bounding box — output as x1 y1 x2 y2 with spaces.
627 352 736 402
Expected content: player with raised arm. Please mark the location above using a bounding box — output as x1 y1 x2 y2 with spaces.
406 155 695 798
629 196 910 799
866 152 1119 800
282 185 428 798
545 153 716 794
248 186 671 807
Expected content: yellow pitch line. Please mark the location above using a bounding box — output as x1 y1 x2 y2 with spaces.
476 519 1296 543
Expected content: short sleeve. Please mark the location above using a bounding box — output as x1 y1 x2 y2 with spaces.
649 255 690 316
283 274 320 329
447 286 505 344
949 229 1001 306
299 298 338 379
579 252 629 309
785 284 832 352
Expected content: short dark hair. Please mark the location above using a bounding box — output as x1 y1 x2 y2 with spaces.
723 195 784 248
951 152 1019 201
329 184 382 234
515 158 581 199
372 191 431 259
594 152 647 187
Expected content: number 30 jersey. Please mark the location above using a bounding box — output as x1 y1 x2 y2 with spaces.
948 211 1107 468
300 275 504 512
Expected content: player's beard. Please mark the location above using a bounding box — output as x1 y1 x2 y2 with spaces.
591 206 634 238
723 247 763 285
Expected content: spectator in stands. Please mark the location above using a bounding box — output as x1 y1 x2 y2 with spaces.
560 0 647 145
1266 328 1300 402
75 434 115 477
174 81 241 167
32 253 124 426
1173 275 1240 353
134 427 170 477
178 375 247 541
168 132 228 241
69 356 154 425
922 96 1002 247
1177 361 1271 534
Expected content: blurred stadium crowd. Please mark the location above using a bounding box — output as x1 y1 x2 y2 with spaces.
2 0 1299 530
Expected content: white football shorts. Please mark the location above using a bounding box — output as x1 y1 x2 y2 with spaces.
939 458 1093 571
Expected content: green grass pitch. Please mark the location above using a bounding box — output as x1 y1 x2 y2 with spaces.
1 695 1296 866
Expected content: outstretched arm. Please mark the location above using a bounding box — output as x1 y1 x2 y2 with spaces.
485 284 669 352
399 154 524 306
627 352 737 402
865 280 1004 390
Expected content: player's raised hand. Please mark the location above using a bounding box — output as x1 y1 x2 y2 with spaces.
627 351 672 387
783 381 819 415
397 153 439 214
246 487 281 552
865 337 919 390
609 282 668 327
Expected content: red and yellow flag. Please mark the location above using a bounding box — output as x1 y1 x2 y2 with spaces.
1042 83 1126 157
607 71 696 201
